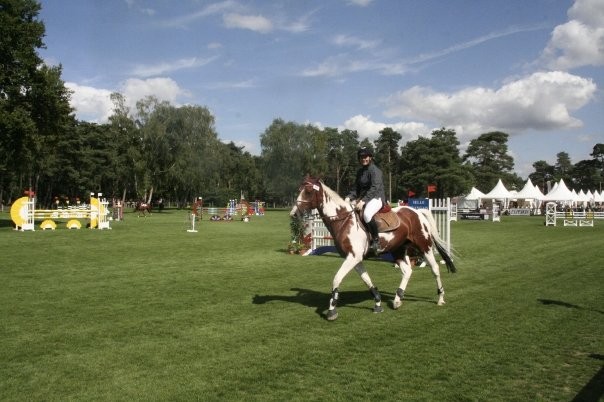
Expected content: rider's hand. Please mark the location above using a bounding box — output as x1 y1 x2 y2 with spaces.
355 200 365 212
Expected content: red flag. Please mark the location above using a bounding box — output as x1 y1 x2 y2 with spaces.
408 190 415 198
427 184 437 193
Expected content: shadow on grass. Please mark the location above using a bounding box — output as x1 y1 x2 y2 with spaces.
538 298 604 314
253 287 434 320
539 298 604 401
0 219 17 229
571 354 603 402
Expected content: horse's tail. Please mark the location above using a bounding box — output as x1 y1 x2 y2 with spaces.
418 209 457 273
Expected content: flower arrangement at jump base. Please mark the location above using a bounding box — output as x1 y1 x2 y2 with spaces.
287 215 312 255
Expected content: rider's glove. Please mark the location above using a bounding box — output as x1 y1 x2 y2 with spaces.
355 200 365 212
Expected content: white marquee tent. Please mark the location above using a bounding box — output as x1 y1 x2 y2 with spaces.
456 186 486 210
513 178 544 209
482 179 513 208
514 178 544 199
542 179 575 203
465 187 486 201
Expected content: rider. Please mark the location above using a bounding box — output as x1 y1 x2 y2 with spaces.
346 147 386 254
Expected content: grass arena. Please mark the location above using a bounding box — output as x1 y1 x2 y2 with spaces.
0 208 602 401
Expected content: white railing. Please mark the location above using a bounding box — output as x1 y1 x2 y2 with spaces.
309 198 452 255
545 202 603 227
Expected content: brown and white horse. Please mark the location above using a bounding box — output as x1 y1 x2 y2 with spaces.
290 177 456 321
135 200 152 217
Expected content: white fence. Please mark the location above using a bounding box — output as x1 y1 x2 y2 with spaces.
309 198 452 255
545 202 604 227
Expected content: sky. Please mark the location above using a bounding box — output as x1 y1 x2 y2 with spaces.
38 0 604 178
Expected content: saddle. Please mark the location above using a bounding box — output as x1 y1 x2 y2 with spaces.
362 204 400 232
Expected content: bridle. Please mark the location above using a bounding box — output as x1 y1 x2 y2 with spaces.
296 180 353 223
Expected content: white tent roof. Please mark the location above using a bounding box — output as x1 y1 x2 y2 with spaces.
586 190 595 201
464 186 486 200
514 178 544 200
576 190 590 203
594 190 604 202
542 179 575 201
483 179 513 199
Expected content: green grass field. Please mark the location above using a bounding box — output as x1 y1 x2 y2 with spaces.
0 209 602 401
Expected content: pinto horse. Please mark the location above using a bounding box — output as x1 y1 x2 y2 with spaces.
290 177 456 321
135 200 152 217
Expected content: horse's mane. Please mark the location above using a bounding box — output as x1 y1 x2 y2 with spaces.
319 180 348 206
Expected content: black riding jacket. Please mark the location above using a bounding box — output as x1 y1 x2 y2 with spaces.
347 163 386 204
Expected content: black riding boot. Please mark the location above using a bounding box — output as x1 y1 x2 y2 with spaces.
366 218 380 254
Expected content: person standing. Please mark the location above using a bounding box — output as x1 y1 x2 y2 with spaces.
346 147 386 253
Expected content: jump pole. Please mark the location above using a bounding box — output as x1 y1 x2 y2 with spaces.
187 213 198 233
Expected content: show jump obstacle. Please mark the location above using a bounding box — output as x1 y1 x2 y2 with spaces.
309 198 452 256
545 202 603 227
10 194 111 231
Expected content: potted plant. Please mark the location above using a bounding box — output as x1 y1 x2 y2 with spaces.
288 215 312 255
290 215 304 244
286 241 298 254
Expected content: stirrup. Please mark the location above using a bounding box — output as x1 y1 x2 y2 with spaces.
370 238 380 254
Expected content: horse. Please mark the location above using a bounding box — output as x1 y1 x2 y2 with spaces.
134 200 152 217
290 177 456 321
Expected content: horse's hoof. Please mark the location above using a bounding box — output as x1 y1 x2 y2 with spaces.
437 300 446 306
392 300 402 310
373 306 384 313
326 310 338 321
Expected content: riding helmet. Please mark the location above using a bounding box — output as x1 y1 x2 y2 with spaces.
357 147 373 158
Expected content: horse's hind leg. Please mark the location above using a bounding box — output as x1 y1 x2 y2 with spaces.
354 264 383 313
393 256 413 309
424 250 446 305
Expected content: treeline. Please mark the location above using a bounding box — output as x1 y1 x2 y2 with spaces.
2 1 603 208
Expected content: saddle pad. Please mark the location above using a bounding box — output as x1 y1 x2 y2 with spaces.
379 204 392 213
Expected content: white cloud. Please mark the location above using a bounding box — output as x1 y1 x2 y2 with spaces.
340 114 429 142
346 0 374 6
332 34 380 50
383 71 597 136
131 56 218 77
65 83 113 122
540 0 604 69
162 0 238 28
303 24 546 78
223 13 273 33
301 54 386 77
66 77 188 123
121 77 188 108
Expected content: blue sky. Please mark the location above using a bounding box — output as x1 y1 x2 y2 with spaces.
39 0 604 178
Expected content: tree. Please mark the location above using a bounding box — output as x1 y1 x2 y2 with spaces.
260 119 309 205
374 127 401 202
108 92 140 202
591 143 604 192
571 159 600 191
0 0 74 200
462 131 517 191
554 151 573 183
529 160 555 194
324 128 359 194
400 128 472 198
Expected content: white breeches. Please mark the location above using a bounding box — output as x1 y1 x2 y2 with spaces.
363 198 383 222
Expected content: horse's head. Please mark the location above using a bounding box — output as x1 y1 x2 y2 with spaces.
290 176 323 217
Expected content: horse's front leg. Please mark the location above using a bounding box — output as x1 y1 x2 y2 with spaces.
393 256 413 309
327 254 362 321
353 264 383 313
